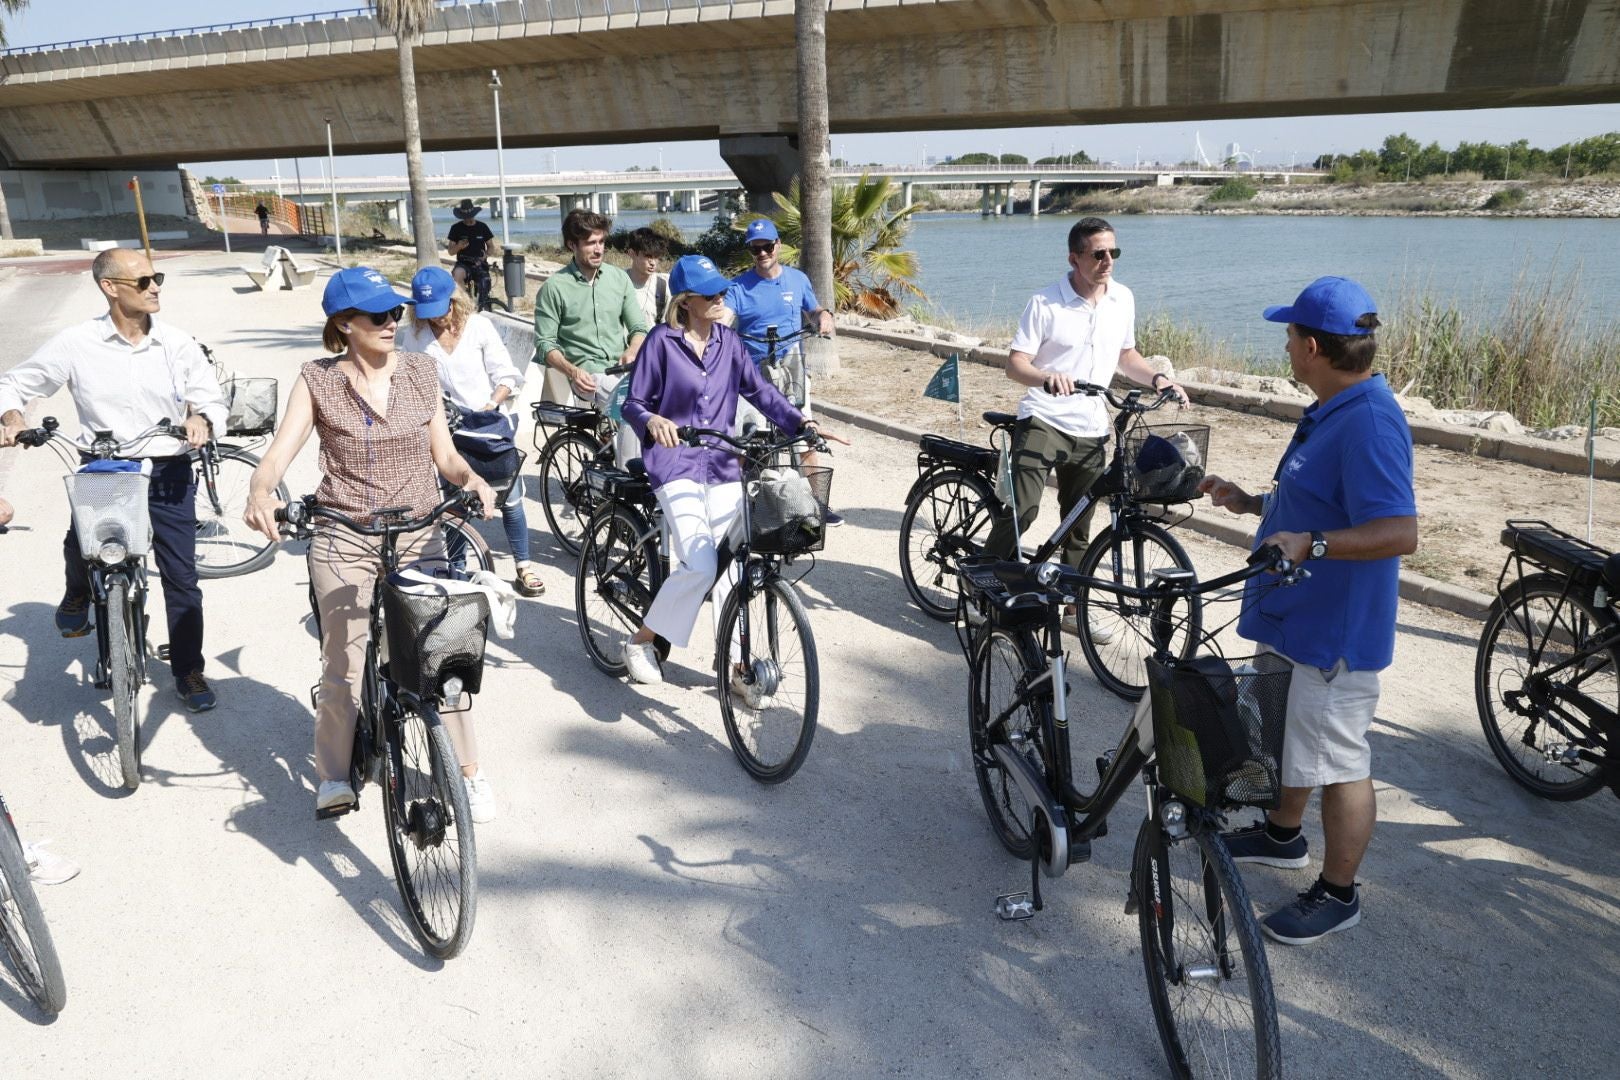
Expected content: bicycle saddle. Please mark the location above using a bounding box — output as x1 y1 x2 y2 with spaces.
982 411 1018 429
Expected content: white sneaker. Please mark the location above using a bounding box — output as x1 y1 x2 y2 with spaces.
621 636 663 685
316 779 357 814
23 840 80 886
464 771 497 824
1061 608 1116 645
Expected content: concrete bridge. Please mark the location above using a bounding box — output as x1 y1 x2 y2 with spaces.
1 0 1616 206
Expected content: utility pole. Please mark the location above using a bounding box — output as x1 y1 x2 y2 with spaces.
326 115 341 260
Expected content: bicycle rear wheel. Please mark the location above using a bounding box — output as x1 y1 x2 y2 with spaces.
439 515 496 576
538 428 604 556
716 576 818 783
1077 520 1201 701
0 816 67 1014
898 469 997 621
1475 573 1614 800
969 625 1048 858
383 700 477 959
1134 817 1281 1079
106 579 142 791
195 447 286 578
576 505 663 676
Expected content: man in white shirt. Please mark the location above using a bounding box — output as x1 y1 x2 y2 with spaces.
0 248 227 712
984 218 1187 576
625 227 670 328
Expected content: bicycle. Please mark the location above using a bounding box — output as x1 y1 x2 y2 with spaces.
737 324 819 412
277 491 484 958
531 360 633 557
456 259 507 314
16 416 181 791
900 383 1208 701
193 343 286 579
1475 519 1620 801
959 547 1306 1079
574 425 832 782
0 790 67 1015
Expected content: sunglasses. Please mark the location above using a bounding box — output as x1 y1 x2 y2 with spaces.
104 272 166 290
1086 248 1122 262
359 306 405 326
749 242 776 254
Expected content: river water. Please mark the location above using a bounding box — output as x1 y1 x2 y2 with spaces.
436 206 1620 351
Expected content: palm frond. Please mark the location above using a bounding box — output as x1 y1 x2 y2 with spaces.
371 0 437 37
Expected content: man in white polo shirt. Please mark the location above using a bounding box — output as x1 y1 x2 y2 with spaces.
984 218 1186 579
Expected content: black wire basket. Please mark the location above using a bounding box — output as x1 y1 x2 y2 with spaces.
1146 651 1291 810
382 574 491 700
747 464 832 555
1122 423 1209 504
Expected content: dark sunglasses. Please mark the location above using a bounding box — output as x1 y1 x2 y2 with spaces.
360 306 405 326
749 242 776 254
1087 248 1122 262
702 291 727 302
104 272 166 290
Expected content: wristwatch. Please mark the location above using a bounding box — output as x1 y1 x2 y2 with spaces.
1308 530 1328 560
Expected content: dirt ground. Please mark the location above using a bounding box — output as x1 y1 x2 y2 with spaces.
817 337 1620 593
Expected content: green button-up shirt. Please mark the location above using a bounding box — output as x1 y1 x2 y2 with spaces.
533 260 649 375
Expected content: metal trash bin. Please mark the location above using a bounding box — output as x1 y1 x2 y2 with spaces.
503 250 526 303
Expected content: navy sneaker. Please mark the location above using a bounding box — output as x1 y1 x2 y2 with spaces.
1222 819 1309 869
54 594 92 638
1262 880 1361 945
177 672 217 713
823 509 845 528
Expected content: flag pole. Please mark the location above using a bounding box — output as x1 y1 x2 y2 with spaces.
1588 394 1598 542
953 352 964 441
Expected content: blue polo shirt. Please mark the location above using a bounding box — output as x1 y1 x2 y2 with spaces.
1238 373 1417 671
727 266 821 364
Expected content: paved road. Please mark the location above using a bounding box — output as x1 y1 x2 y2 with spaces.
2 253 1618 1077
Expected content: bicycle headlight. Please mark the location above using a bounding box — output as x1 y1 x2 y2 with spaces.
98 539 128 564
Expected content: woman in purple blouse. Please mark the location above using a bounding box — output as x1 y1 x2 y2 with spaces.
617 255 823 686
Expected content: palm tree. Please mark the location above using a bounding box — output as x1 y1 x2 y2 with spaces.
794 0 836 371
0 0 31 242
371 0 437 267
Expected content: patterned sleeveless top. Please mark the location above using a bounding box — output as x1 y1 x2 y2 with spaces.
301 351 442 522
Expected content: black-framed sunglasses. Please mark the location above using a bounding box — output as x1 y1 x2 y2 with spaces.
749 242 777 254
1088 247 1122 262
104 272 166 290
361 306 405 326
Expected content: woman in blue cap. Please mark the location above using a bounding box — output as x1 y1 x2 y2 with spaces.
616 254 840 686
243 267 500 821
398 266 543 598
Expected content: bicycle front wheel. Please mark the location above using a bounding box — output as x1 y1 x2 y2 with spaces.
716 576 818 783
969 625 1049 858
0 816 67 1015
439 515 496 576
106 579 142 791
898 469 998 621
1134 817 1281 1079
1077 520 1202 701
383 701 477 959
538 428 604 556
576 504 663 676
194 447 286 578
1475 573 1615 800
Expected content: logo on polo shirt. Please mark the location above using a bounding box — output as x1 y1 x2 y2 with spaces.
1284 454 1308 477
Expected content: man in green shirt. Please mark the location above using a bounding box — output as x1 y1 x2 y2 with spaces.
534 208 648 412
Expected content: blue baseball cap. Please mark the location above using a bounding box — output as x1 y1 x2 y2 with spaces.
743 218 779 245
669 255 731 297
322 266 413 316
410 266 458 319
1263 276 1377 336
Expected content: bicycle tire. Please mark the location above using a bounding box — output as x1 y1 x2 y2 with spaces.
898 469 998 621
383 700 477 959
1475 573 1615 800
576 504 664 676
194 446 287 579
439 515 496 576
1134 817 1281 1080
538 428 605 557
106 578 142 791
0 815 67 1015
1076 519 1202 701
968 624 1049 858
716 576 819 783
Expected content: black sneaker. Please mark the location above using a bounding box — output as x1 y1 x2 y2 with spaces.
54 594 92 638
1222 819 1309 868
1262 880 1361 945
177 672 217 713
823 510 845 528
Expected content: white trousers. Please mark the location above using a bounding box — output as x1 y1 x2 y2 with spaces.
544 366 641 468
643 479 743 650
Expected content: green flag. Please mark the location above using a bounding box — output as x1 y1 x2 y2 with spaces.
923 353 960 404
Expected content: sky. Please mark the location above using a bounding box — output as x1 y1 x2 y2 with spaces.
5 1 1620 179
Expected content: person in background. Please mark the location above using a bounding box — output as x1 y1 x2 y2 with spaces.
399 266 544 598
255 203 270 235
625 227 670 329
447 199 499 296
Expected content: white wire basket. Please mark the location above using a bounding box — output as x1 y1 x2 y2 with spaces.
64 472 152 560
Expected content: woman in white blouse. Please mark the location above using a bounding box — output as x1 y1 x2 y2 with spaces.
399 266 544 597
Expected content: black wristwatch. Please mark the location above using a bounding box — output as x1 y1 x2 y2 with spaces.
1308 530 1328 560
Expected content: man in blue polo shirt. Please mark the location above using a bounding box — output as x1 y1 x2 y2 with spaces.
1197 276 1418 945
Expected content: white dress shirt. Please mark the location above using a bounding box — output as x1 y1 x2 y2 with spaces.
397 312 524 416
0 313 228 458
1011 274 1136 438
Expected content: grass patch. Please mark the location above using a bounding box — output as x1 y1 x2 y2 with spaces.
1482 186 1530 210
1205 178 1259 203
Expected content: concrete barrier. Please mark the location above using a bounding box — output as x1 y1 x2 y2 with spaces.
0 239 44 257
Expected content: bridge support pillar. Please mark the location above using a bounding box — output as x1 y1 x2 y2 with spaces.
508 195 526 219
386 199 408 227
901 181 913 209
1029 180 1041 216
980 185 991 217
1004 185 1015 216
558 193 590 227
719 133 801 213
595 191 618 216
657 191 672 213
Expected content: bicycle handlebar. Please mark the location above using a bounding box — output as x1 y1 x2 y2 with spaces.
677 424 830 457
275 489 481 539
1053 382 1181 413
16 416 188 457
737 325 824 348
967 544 1306 608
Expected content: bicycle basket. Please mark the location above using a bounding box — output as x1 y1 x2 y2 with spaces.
747 463 832 555
1146 651 1291 810
222 376 279 436
64 471 152 559
1122 424 1209 504
382 572 491 700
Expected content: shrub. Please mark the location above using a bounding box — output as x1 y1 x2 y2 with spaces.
1482 185 1529 210
1205 178 1258 203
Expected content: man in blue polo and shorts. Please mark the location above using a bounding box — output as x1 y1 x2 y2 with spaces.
1197 276 1418 945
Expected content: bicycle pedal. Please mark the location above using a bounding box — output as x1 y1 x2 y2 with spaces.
995 891 1037 921
315 798 358 822
156 643 171 662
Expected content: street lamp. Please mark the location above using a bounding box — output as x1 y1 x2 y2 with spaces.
490 69 510 249
1404 151 1411 182
325 115 341 260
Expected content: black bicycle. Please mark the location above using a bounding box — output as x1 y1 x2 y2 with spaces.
960 547 1306 1079
531 360 633 556
738 324 819 412
0 790 67 1016
456 259 507 314
574 425 832 782
901 383 1207 700
278 491 485 958
1475 519 1620 800
194 343 286 579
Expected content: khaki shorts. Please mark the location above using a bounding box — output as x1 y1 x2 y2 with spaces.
733 374 813 437
1268 647 1382 788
